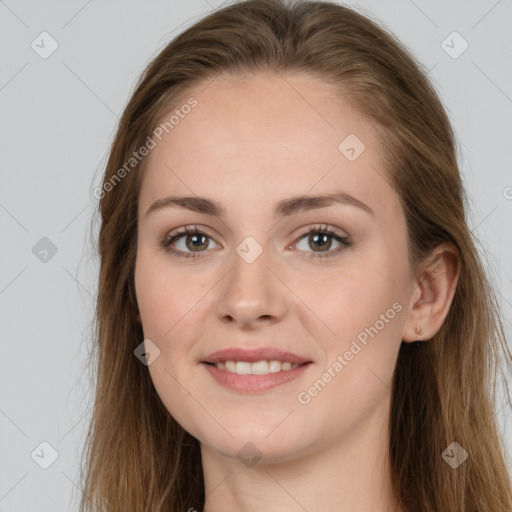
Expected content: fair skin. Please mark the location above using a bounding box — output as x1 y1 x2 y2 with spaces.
134 72 459 512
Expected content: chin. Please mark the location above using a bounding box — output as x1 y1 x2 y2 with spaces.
197 426 312 467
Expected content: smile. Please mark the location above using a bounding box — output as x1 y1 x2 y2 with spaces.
207 360 304 375
201 361 313 393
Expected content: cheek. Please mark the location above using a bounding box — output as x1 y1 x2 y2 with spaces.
295 253 404 333
293 262 405 429
134 250 209 435
134 246 208 339
294 251 408 391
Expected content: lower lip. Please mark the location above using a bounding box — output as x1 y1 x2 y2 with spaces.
201 362 313 393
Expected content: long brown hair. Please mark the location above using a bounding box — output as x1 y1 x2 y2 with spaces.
80 1 512 510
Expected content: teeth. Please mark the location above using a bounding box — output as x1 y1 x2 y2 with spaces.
214 360 300 375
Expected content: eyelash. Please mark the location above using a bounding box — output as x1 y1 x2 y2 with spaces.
158 224 351 260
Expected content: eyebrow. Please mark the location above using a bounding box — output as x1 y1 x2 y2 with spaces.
144 190 374 219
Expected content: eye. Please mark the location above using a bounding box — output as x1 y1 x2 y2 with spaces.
292 224 351 260
159 225 218 259
159 224 351 260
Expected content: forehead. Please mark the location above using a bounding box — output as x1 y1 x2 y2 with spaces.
139 72 396 220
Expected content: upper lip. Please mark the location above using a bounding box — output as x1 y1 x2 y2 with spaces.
202 347 312 365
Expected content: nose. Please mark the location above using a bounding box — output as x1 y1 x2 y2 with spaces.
216 246 289 330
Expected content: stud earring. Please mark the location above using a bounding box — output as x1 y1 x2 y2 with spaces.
413 325 425 348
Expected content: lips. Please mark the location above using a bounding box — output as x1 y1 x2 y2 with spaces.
202 347 312 365
202 360 312 392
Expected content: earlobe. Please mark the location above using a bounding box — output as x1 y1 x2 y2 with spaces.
402 242 460 343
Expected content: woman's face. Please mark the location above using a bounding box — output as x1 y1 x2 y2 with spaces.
135 72 414 462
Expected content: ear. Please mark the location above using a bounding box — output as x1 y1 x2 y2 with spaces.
402 242 460 343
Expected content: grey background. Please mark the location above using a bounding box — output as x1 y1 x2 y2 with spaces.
1 0 511 510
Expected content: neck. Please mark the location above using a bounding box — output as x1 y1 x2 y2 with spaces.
200 396 403 512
